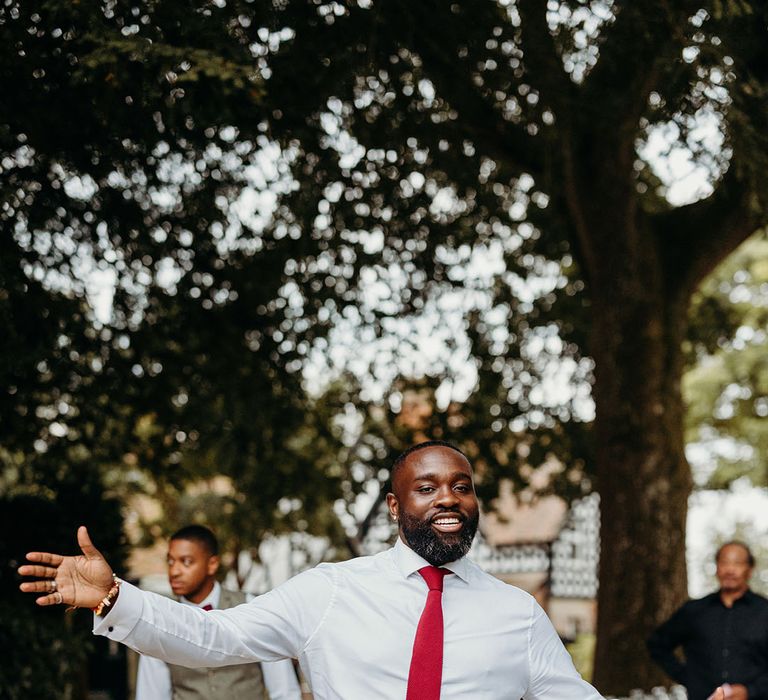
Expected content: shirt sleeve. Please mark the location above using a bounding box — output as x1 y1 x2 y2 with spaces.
93 568 335 669
261 659 303 700
646 605 689 684
525 602 604 699
135 653 172 700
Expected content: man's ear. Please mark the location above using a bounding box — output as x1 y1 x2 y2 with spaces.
207 555 220 577
386 492 399 521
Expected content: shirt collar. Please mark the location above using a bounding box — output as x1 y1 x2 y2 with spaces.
180 580 221 609
719 588 755 606
392 536 472 584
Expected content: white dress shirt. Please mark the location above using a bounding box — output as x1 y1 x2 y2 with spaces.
134 581 301 700
97 538 603 699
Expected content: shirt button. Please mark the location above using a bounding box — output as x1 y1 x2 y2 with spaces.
723 649 730 657
723 672 729 679
108 626 114 632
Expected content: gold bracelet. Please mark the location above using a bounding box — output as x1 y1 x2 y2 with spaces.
92 574 121 616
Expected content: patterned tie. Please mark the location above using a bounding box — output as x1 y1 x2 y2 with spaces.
406 566 451 700
201 603 213 611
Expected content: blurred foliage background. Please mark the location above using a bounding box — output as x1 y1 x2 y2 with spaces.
2 0 768 695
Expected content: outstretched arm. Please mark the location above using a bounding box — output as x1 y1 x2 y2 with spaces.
20 528 334 673
18 526 115 610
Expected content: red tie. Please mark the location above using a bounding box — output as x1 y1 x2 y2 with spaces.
201 604 213 611
406 566 451 700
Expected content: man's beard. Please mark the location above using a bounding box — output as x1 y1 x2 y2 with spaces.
400 510 479 566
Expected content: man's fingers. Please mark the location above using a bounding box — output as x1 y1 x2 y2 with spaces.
34 592 63 607
20 579 57 593
24 551 63 566
17 564 58 578
77 525 101 560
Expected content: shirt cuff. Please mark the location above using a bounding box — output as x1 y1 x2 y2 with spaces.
92 579 144 641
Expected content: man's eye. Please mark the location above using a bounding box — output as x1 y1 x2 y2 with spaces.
417 486 434 493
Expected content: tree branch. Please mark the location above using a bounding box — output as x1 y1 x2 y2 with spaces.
516 0 575 116
655 166 764 298
424 53 545 177
411 8 546 179
582 1 692 146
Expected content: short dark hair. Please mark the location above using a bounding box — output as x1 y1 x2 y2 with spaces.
715 540 755 567
170 525 219 557
391 440 468 483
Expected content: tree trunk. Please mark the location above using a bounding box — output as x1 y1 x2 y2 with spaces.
587 230 693 693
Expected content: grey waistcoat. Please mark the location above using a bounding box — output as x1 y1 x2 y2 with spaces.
167 588 267 700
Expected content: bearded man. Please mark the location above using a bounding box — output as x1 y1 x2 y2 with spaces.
21 441 602 699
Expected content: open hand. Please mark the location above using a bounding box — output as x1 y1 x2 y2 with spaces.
18 526 114 608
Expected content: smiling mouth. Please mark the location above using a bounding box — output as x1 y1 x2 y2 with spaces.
431 514 465 533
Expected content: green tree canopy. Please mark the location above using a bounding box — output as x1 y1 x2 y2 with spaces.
686 233 768 488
